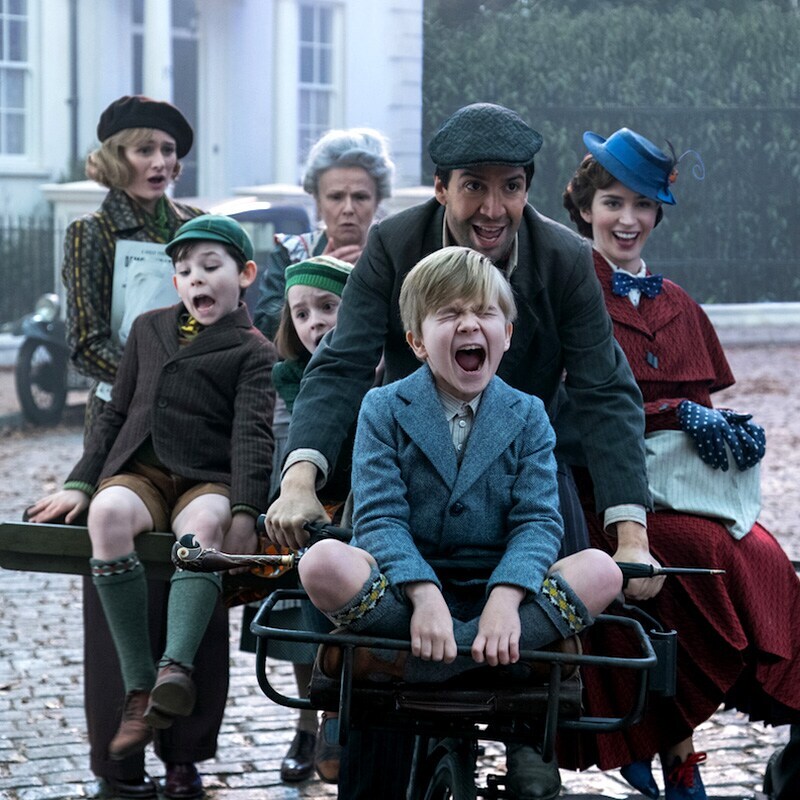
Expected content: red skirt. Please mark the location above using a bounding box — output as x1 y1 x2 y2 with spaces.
559 510 800 770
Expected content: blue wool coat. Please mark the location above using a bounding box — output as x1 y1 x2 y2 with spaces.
351 365 564 594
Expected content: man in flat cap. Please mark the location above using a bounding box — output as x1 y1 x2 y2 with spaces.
266 103 654 800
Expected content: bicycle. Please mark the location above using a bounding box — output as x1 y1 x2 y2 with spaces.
174 522 692 799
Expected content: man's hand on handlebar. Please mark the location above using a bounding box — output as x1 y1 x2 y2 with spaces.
264 462 330 551
613 520 665 601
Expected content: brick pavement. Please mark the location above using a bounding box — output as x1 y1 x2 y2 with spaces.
0 565 786 800
1 339 797 800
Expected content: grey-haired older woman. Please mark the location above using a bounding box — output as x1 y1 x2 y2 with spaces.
251 127 393 786
254 127 394 339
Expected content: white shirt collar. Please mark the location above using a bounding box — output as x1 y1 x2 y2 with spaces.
595 248 647 306
437 386 482 420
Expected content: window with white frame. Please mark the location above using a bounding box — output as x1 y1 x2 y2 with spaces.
131 0 199 195
0 0 28 156
298 2 335 165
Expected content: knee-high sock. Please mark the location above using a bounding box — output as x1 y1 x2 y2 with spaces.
162 570 222 669
91 553 156 693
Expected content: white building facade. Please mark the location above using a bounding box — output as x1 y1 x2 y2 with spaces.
0 0 424 216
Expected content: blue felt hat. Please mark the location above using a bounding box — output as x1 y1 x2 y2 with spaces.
583 128 676 205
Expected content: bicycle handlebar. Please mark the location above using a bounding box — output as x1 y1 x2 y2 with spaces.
174 520 724 583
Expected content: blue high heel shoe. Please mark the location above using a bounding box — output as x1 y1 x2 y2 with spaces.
620 759 659 799
663 752 708 800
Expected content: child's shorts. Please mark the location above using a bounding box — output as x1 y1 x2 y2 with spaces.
96 460 230 532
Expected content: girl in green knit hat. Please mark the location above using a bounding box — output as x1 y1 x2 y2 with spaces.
273 255 353 412
268 254 353 784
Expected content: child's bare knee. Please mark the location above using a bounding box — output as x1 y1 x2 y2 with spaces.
298 538 347 586
176 501 228 547
585 548 624 599
88 495 130 534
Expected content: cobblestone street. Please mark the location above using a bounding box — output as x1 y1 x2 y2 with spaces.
1 339 797 799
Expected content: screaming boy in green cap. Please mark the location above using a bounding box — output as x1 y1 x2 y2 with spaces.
265 103 653 800
28 215 276 765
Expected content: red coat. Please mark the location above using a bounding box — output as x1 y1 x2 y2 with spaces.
559 250 800 771
593 249 734 431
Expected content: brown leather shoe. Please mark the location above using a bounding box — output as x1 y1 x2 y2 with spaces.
314 712 341 784
319 644 407 682
144 660 196 726
280 729 316 783
163 762 204 799
109 691 153 760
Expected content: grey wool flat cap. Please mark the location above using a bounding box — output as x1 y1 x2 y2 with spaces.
428 103 543 170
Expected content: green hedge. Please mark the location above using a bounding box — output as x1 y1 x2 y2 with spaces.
423 0 800 303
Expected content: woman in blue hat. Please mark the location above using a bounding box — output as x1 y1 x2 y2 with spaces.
561 128 800 799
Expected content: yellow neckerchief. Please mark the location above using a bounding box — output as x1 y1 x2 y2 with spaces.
178 312 204 342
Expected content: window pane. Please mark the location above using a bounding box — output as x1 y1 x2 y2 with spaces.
300 45 313 83
9 0 28 15
300 6 314 42
6 110 23 153
132 33 143 94
9 19 27 61
315 91 329 126
172 0 197 30
319 47 331 84
319 7 332 44
299 90 310 124
132 0 144 25
0 20 5 61
6 68 24 107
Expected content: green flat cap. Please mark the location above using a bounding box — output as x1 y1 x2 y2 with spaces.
166 214 255 261
428 103 543 170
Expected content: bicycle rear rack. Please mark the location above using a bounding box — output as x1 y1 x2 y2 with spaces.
251 589 667 762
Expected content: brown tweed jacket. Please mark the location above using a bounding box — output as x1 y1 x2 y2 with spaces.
67 303 276 512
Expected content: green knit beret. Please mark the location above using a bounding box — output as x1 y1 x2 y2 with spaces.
284 255 353 297
428 102 543 170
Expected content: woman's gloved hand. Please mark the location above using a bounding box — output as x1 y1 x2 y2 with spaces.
676 399 766 471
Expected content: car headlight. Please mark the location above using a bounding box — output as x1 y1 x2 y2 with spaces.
34 293 61 323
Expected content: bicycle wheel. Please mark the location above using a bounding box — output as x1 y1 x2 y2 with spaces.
15 339 67 425
422 749 477 800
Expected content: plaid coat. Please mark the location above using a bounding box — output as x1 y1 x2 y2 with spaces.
62 188 202 430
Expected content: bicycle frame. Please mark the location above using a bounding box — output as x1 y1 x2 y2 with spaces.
251 588 660 765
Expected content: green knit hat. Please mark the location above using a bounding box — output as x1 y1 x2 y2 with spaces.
284 255 353 297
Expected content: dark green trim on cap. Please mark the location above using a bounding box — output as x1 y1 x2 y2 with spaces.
166 214 255 261
284 256 353 298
